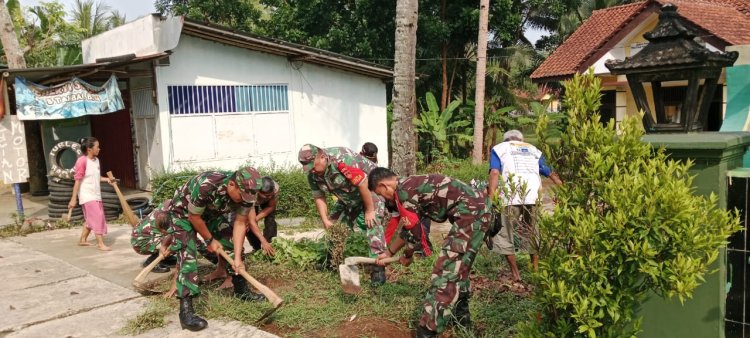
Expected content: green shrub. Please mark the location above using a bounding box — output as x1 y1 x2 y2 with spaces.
149 166 331 219
419 158 489 183
150 169 201 204
258 166 322 218
521 70 742 337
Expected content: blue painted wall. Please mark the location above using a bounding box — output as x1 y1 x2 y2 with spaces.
721 65 750 165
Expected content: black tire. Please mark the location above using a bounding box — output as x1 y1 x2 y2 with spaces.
102 198 120 205
49 195 73 204
49 190 73 197
126 197 149 210
102 195 120 204
103 203 122 211
48 177 75 187
48 185 74 193
47 209 83 215
48 141 83 180
48 205 82 212
101 185 116 193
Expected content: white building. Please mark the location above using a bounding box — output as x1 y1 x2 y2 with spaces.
81 15 392 189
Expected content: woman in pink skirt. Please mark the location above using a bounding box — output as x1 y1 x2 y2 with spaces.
68 137 114 251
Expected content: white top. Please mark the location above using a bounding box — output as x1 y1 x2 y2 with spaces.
77 157 102 204
491 141 544 205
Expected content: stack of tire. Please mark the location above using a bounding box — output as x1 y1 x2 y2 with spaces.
47 141 121 221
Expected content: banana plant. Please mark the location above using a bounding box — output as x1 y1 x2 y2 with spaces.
413 92 473 158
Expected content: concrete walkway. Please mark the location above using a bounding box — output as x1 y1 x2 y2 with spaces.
0 225 279 337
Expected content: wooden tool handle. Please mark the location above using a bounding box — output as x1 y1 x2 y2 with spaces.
64 208 72 221
133 253 165 286
216 247 283 307
106 171 139 227
344 256 401 265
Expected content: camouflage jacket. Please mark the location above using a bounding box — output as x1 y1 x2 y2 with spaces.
169 171 254 224
397 174 489 253
397 174 486 221
307 147 377 207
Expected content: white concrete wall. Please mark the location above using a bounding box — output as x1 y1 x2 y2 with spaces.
154 35 388 172
82 15 183 64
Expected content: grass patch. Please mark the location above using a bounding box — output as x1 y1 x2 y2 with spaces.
118 297 174 335
125 234 538 337
198 238 536 337
0 217 82 239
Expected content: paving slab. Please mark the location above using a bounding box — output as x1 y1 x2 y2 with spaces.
0 274 140 333
5 298 149 338
136 314 278 338
11 226 163 290
2 227 279 337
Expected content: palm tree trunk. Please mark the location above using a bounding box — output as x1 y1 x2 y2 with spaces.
439 0 448 111
472 0 489 164
0 3 25 69
391 0 418 175
0 2 47 198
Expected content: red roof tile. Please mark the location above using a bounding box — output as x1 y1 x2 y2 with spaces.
531 2 650 80
671 0 750 45
531 0 750 81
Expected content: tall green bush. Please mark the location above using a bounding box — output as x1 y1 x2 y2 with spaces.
522 70 742 337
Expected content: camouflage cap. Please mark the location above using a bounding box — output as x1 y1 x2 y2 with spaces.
298 144 323 173
234 167 261 203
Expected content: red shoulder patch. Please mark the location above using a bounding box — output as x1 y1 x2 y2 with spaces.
337 162 366 186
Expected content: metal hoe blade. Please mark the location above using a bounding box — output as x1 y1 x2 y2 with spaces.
255 303 283 324
338 263 363 295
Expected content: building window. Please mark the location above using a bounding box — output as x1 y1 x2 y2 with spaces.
167 85 289 115
167 84 292 162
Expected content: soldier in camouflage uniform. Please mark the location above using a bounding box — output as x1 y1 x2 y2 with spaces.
131 199 177 273
368 167 491 338
298 144 389 284
167 167 274 332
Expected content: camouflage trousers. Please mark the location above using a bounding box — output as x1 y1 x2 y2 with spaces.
420 202 491 333
329 192 387 258
131 218 164 255
170 214 241 298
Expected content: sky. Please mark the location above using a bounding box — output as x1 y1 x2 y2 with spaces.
18 0 549 44
19 0 156 22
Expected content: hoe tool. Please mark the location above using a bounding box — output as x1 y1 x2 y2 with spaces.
132 253 175 294
339 256 399 294
216 247 283 323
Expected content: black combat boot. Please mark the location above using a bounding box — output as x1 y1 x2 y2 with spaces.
370 265 386 286
179 296 208 331
163 254 178 267
233 275 266 301
415 325 438 338
454 291 472 328
142 253 170 273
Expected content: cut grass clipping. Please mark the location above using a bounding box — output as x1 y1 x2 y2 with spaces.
119 297 174 335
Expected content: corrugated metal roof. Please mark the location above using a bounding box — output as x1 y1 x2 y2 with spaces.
181 19 393 80
2 53 169 83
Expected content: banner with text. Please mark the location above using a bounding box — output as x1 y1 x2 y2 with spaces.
15 75 124 120
0 116 29 183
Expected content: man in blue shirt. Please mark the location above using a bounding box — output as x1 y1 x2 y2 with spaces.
487 130 562 282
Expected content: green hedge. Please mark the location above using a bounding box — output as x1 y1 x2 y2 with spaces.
148 159 488 219
150 166 324 219
418 158 489 184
